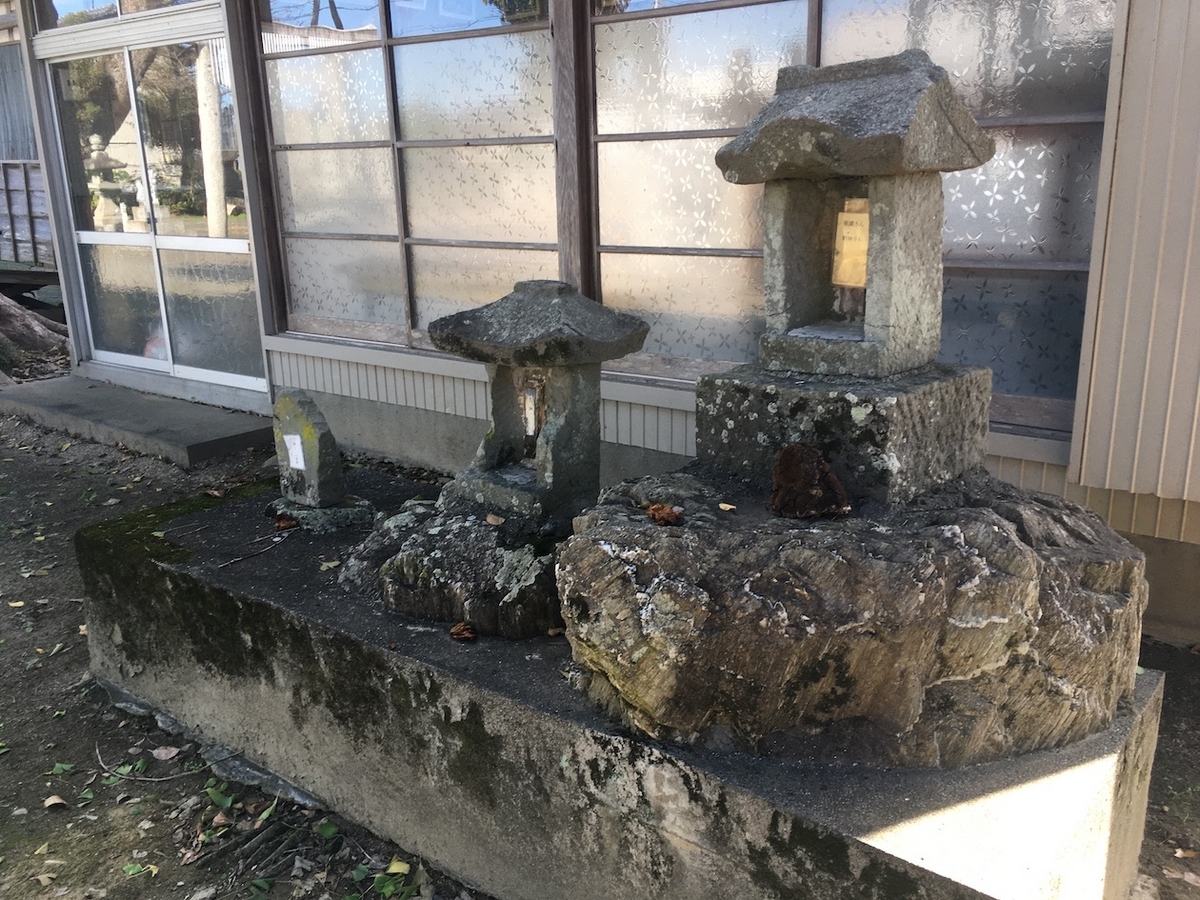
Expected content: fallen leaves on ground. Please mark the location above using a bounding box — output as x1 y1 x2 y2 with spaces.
647 503 683 526
450 622 477 642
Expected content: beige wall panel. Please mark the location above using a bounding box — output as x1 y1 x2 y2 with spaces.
1075 0 1200 502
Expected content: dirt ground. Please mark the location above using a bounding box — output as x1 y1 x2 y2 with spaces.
1 374 1199 899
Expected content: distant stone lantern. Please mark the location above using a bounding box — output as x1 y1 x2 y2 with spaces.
429 279 649 531
716 50 995 377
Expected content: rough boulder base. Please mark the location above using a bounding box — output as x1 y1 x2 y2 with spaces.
558 468 1147 768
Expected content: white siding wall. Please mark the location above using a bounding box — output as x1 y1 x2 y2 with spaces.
1073 0 1200 503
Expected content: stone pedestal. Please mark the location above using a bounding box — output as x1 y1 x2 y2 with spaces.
696 363 990 503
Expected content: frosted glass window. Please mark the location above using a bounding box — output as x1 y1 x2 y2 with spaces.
939 270 1087 400
411 245 558 328
404 145 556 243
594 3 806 134
277 148 398 235
285 236 407 326
267 49 389 144
79 244 163 358
390 0 547 38
599 138 762 249
161 249 263 377
821 0 1115 119
942 123 1102 266
394 32 553 140
602 253 764 362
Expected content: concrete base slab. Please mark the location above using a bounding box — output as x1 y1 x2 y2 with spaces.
77 486 1161 900
0 375 272 466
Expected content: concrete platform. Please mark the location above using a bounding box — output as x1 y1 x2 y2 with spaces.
76 475 1162 900
0 375 272 467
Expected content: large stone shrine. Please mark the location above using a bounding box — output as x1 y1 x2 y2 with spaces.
557 50 1150 770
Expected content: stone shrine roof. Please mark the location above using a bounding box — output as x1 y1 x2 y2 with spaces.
716 49 995 183
428 280 649 367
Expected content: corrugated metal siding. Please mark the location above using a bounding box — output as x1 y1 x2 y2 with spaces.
1074 0 1200 503
269 349 697 457
989 455 1200 545
0 43 36 159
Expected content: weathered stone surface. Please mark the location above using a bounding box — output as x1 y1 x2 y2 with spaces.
371 499 562 639
428 280 648 368
696 363 990 503
558 469 1147 768
273 389 345 508
266 496 375 534
716 50 994 184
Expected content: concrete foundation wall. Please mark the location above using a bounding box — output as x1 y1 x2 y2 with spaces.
1127 533 1200 645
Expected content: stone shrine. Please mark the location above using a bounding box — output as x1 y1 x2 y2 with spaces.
557 51 1149 769
344 280 649 639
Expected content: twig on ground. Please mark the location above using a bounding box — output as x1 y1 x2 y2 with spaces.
94 743 240 782
216 530 292 568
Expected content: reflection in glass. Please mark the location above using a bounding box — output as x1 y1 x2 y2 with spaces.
79 243 164 358
132 41 246 239
939 269 1087 399
34 0 199 30
411 245 557 328
599 138 762 249
595 2 805 134
394 31 552 140
285 236 407 326
52 53 144 233
602 253 764 362
404 144 555 242
161 249 263 377
821 0 1114 118
594 0 729 13
276 147 398 234
390 0 547 39
267 49 389 144
265 0 380 32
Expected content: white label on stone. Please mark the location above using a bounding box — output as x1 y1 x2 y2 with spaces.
284 433 306 471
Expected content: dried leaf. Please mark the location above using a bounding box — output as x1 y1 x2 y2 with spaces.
78 624 88 636
205 489 226 498
718 502 737 511
1175 849 1198 859
319 560 341 572
43 795 68 810
274 514 299 531
33 874 56 887
450 622 478 642
7 601 24 608
1163 867 1200 886
151 746 180 761
647 503 684 526
101 498 121 507
486 513 505 526
212 810 235 828
386 857 410 875
34 843 49 855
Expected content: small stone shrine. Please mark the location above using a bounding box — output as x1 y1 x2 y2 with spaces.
346 280 649 639
268 389 373 533
556 51 1150 768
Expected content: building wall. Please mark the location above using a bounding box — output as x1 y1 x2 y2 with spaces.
1073 0 1200 504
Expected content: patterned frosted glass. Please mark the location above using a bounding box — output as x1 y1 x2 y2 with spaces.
822 0 1115 118
79 244 163 358
939 270 1087 400
942 123 1102 265
161 250 264 377
264 1 380 33
411 245 558 328
267 49 389 144
277 148 397 234
390 0 547 38
286 236 407 325
404 145 556 243
394 32 552 140
602 253 764 362
595 3 806 134
599 138 762 249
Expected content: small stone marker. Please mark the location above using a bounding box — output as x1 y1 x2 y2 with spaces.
273 389 346 508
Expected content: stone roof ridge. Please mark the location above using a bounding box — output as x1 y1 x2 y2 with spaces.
716 48 995 183
428 279 649 367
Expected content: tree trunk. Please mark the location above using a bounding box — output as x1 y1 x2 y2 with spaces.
0 292 69 352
